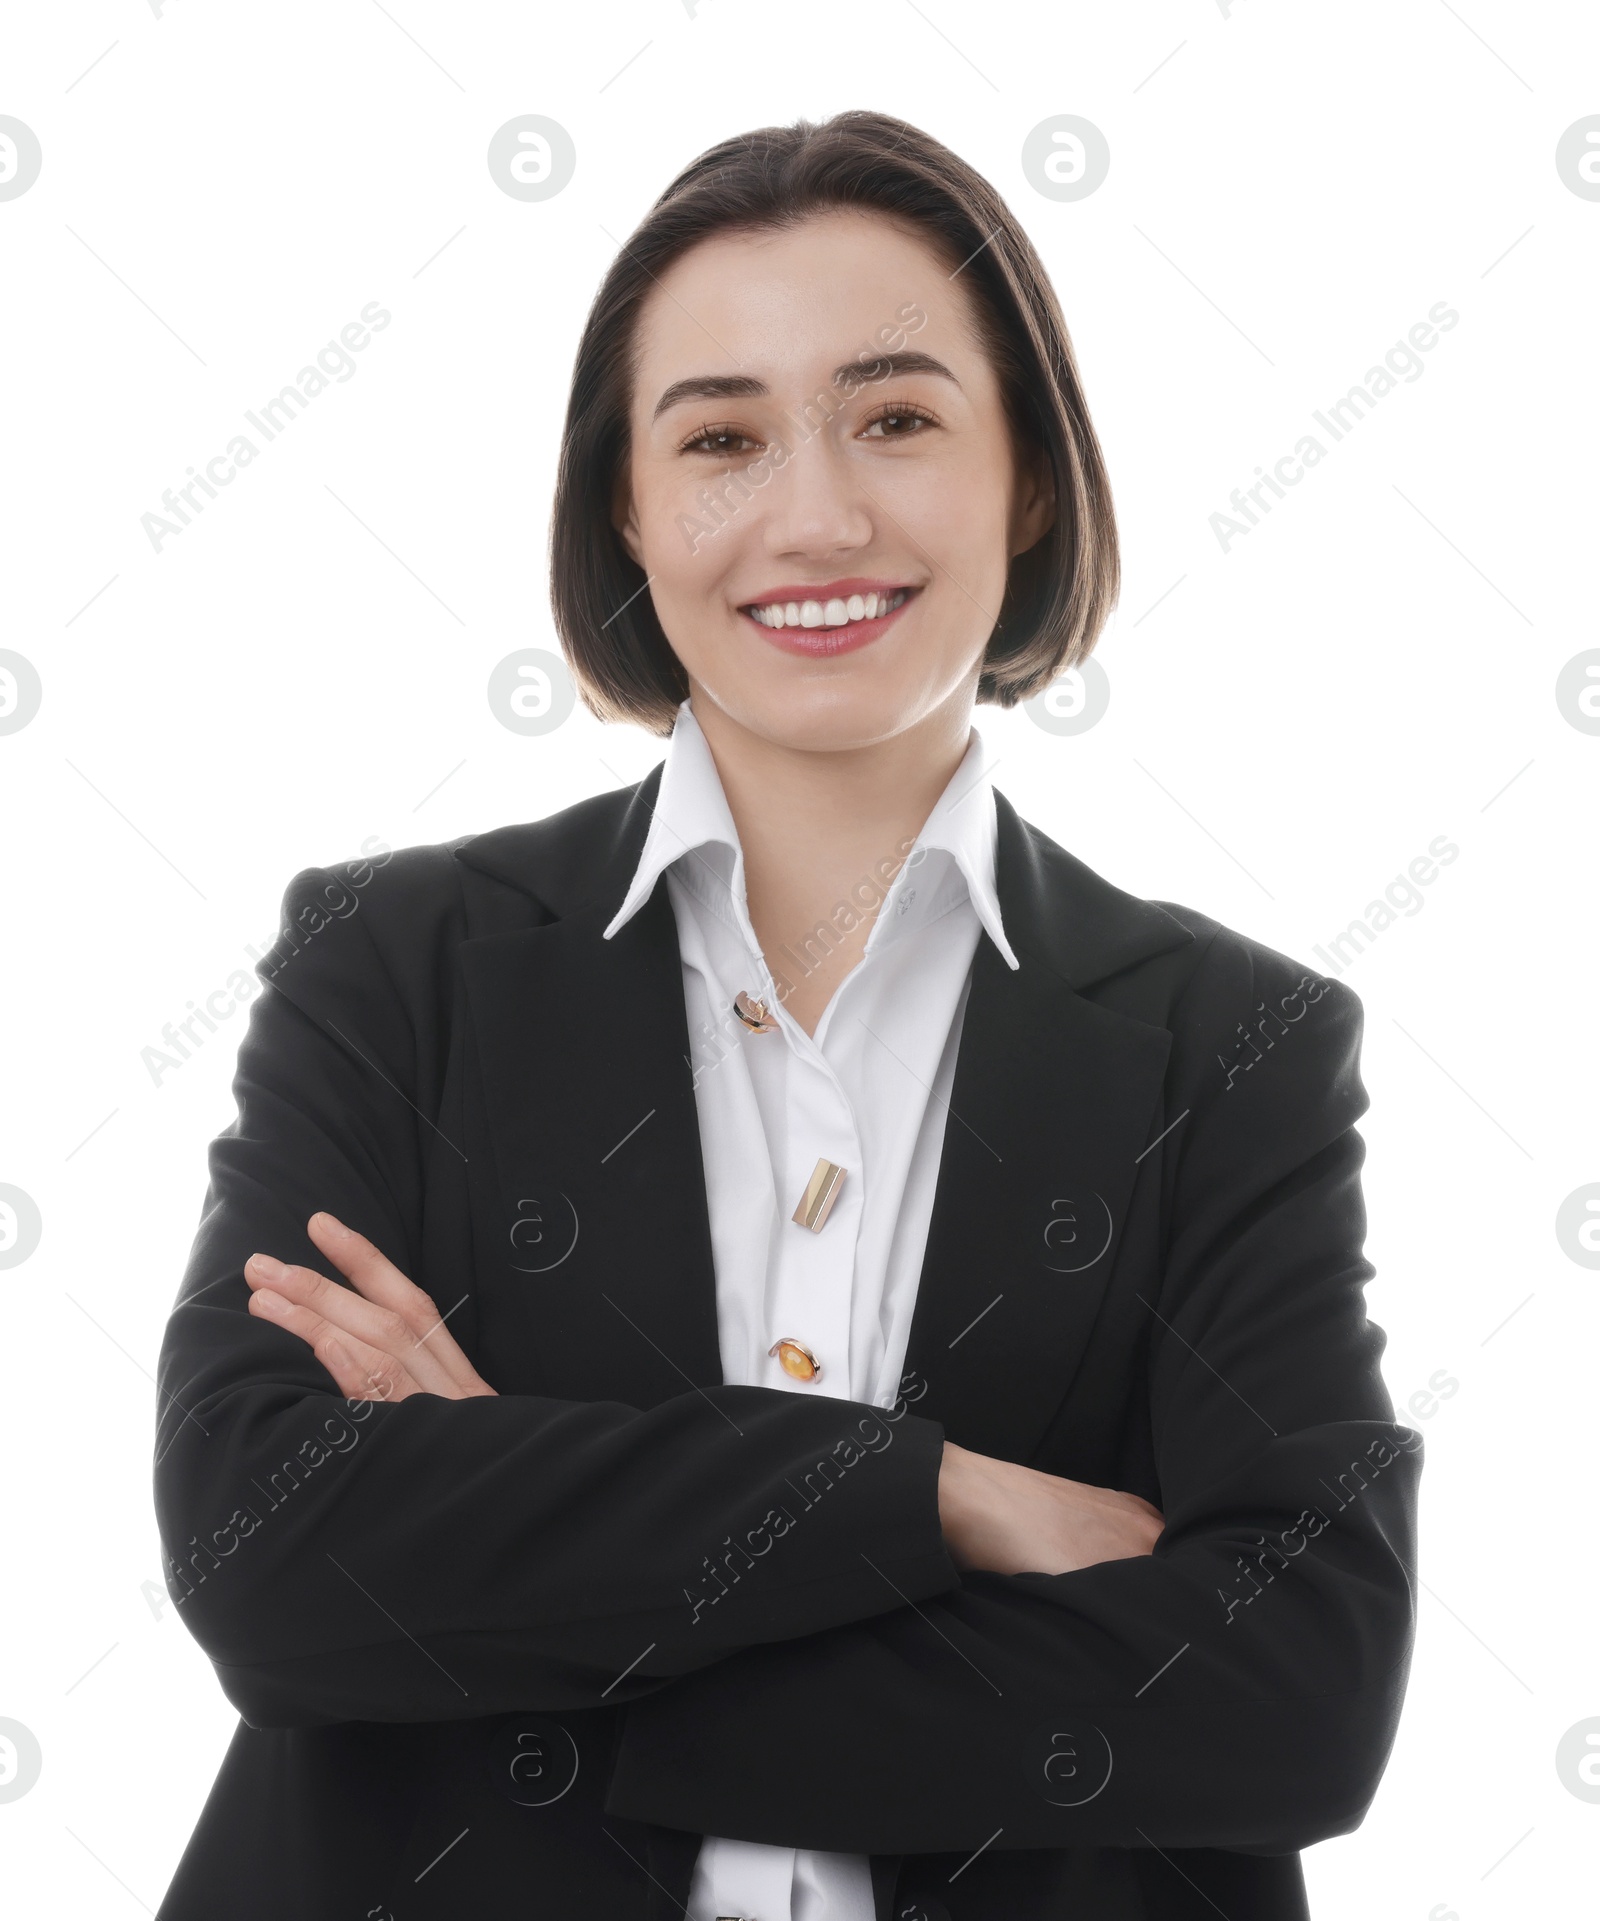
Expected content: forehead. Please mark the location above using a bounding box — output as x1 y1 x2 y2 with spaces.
630 208 977 402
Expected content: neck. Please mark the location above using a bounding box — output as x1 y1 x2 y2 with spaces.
684 684 977 1033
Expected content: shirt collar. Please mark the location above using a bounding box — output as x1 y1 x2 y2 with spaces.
601 698 1018 971
894 722 1018 969
601 700 748 943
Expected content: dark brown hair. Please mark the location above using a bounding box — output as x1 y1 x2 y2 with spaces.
550 109 1118 736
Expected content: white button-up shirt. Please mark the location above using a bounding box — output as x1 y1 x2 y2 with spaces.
603 698 1018 1921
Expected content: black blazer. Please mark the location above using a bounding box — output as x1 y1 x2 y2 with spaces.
153 765 1420 1921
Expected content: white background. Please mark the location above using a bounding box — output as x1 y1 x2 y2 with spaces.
2 2 1596 1915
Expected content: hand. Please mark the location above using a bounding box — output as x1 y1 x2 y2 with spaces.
244 1211 496 1403
937 1440 1163 1576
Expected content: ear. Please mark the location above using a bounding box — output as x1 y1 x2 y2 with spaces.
1008 440 1057 558
611 459 644 570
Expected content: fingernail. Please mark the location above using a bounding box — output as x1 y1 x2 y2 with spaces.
252 1289 286 1315
246 1253 287 1282
310 1212 349 1237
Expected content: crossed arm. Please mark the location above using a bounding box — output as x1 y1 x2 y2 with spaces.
244 1213 1166 1579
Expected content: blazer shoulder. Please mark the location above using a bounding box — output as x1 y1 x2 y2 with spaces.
1146 898 1361 1023
271 766 638 942
259 775 644 1019
277 835 473 936
260 834 477 1025
998 799 1358 1039
1129 899 1368 1131
449 776 653 919
1063 866 1365 1093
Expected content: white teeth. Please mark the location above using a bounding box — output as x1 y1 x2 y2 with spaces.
746 589 909 629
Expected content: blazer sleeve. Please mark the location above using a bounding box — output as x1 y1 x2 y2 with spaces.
153 858 959 1731
600 939 1421 1859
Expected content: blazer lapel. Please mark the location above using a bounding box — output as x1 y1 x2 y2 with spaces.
453 766 725 1408
895 793 1194 1463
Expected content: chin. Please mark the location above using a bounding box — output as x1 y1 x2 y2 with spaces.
703 674 945 755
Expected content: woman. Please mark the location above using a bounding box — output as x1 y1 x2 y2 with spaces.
153 110 1419 1920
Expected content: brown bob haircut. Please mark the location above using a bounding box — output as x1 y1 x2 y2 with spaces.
550 109 1118 736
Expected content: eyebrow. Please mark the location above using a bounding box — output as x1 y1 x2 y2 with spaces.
650 350 962 423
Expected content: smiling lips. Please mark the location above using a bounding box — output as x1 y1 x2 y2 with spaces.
739 582 919 657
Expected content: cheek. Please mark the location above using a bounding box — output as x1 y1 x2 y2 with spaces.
904 495 1012 634
884 452 1009 559
640 507 730 592
638 464 755 574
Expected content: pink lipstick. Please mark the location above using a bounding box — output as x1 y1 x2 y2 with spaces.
739 578 921 658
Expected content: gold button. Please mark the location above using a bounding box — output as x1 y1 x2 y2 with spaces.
792 1156 847 1232
768 1336 821 1382
733 989 778 1033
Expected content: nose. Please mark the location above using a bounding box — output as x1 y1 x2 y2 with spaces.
757 428 875 561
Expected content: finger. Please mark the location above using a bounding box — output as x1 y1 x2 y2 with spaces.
245 1252 463 1398
306 1213 489 1396
247 1286 420 1403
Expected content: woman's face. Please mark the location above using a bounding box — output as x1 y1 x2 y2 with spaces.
614 208 1055 753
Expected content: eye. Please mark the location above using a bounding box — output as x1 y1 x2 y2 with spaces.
678 421 761 457
860 403 938 440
